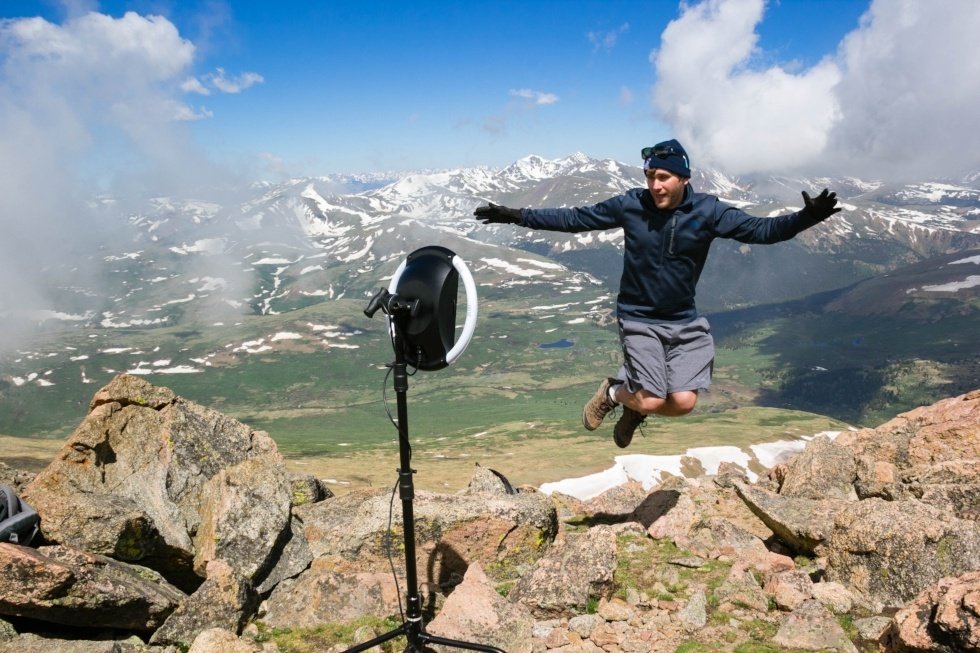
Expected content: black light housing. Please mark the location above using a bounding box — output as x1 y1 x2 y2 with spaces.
390 246 459 371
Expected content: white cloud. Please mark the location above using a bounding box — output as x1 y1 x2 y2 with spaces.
510 88 559 106
0 10 249 351
588 22 630 52
652 0 839 176
182 68 264 96
828 0 980 180
651 0 980 180
171 101 214 121
206 67 264 94
0 12 194 80
181 76 210 95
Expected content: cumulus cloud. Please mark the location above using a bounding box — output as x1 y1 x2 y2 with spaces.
651 0 980 180
828 0 980 180
652 0 840 176
0 10 257 350
0 11 211 193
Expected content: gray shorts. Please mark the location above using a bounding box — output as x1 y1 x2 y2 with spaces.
615 317 714 397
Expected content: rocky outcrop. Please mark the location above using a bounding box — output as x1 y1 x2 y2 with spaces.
293 485 557 587
836 389 980 518
1 378 978 652
892 570 980 652
0 543 184 631
21 374 292 590
508 524 617 618
825 498 980 611
734 482 849 554
426 563 534 653
6 376 559 649
747 389 980 614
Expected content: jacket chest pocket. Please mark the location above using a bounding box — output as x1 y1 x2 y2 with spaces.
666 216 707 258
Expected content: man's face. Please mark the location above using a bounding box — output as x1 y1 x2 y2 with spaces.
645 168 689 210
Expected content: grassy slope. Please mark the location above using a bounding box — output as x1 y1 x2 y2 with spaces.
1 284 975 491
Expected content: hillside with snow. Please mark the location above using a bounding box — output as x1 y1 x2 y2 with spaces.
1 152 978 437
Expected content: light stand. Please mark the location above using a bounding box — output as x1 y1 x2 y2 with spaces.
349 249 504 653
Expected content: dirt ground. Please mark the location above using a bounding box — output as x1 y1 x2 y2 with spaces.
0 431 617 494
2 406 835 496
284 432 619 495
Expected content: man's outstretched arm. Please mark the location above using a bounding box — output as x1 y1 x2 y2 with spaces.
716 187 842 243
474 196 624 233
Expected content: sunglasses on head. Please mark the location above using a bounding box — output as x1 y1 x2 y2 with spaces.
641 145 682 160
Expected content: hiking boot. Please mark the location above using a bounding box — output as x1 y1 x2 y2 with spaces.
613 407 646 448
582 378 618 431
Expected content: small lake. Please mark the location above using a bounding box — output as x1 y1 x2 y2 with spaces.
539 339 574 349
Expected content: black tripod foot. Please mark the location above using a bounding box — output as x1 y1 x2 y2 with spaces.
341 622 506 653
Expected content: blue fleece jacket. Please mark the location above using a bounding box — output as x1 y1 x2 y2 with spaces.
519 186 822 323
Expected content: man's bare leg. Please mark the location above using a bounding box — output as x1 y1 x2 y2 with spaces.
614 387 698 417
610 387 698 448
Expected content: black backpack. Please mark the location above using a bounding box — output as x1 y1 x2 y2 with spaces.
0 484 39 546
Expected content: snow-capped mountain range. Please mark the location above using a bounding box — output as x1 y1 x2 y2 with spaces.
6 152 980 338
3 151 979 441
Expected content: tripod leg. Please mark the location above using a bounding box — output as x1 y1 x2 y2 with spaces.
342 622 409 652
418 632 507 652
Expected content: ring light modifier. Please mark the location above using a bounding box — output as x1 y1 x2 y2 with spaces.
388 246 478 370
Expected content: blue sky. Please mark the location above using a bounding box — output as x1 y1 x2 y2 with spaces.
1 0 979 186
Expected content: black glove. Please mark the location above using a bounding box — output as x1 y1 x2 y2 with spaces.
801 188 841 222
474 203 522 225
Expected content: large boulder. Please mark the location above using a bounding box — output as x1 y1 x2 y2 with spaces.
646 492 699 541
835 389 980 505
22 375 292 590
150 560 258 648
294 486 557 587
508 525 617 618
891 570 980 652
262 560 402 628
253 516 313 595
191 456 291 580
733 481 849 555
426 563 534 653
824 498 980 611
0 543 184 631
777 435 858 501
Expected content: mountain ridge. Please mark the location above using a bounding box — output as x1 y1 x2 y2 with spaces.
1 152 978 437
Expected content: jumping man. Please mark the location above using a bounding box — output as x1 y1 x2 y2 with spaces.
473 139 840 447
